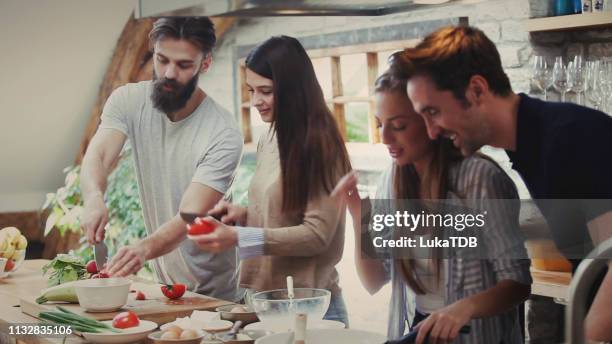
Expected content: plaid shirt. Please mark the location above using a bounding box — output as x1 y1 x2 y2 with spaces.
375 156 532 343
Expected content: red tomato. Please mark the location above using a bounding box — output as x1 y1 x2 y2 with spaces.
86 260 98 274
91 272 109 279
135 291 146 300
161 284 186 299
187 219 216 235
4 259 14 272
112 311 140 329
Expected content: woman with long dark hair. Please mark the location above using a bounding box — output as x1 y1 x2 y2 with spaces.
332 59 531 342
190 36 352 325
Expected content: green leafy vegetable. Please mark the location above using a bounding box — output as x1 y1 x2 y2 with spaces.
42 254 87 287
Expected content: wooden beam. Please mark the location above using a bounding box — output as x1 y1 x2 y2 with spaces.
367 52 381 143
212 17 237 38
331 56 347 141
239 64 253 143
75 14 154 165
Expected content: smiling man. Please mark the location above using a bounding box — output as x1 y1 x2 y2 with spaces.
80 17 243 301
399 25 612 341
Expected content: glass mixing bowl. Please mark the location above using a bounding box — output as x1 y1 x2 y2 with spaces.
250 288 331 329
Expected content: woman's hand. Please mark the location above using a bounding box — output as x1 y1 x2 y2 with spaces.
414 299 475 344
331 171 362 219
188 217 238 253
208 200 247 225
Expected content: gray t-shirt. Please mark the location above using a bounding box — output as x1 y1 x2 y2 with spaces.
100 80 243 301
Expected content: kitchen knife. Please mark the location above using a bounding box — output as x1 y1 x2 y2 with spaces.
93 241 108 271
180 212 224 224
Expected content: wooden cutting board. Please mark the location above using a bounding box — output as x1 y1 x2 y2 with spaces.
21 281 234 325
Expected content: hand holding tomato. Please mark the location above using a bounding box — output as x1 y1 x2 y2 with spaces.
187 217 216 235
161 284 186 299
187 217 238 253
112 311 140 329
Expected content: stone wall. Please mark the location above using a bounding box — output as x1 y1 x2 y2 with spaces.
200 0 612 118
202 0 536 112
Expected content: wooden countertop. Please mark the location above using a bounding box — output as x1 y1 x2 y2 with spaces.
530 267 571 303
0 259 234 344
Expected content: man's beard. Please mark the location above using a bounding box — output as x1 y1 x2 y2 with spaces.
151 71 199 114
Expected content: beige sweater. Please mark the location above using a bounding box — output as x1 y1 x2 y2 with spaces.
239 132 345 294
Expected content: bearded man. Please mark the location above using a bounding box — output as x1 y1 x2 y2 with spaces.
80 17 243 301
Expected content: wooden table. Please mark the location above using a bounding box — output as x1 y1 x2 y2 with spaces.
0 260 234 344
0 260 89 344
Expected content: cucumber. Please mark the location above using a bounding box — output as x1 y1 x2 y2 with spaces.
36 282 78 304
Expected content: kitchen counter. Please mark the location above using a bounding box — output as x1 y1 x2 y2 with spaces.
0 260 88 343
530 267 571 303
0 259 234 344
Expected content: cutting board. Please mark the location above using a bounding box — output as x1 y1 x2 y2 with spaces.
21 281 234 325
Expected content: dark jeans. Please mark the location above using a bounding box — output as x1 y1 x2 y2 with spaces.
323 292 349 328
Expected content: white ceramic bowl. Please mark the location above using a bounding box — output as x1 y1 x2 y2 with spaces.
250 288 330 328
254 329 387 344
0 249 26 277
73 277 131 312
148 329 206 344
82 320 158 344
0 258 7 279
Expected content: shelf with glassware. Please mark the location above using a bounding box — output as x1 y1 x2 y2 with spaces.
531 56 611 114
524 11 612 32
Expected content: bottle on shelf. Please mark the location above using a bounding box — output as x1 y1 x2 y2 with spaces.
555 0 575 15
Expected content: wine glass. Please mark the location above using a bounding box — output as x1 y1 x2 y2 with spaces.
600 61 612 113
585 61 603 110
553 57 571 102
532 56 552 100
568 61 586 105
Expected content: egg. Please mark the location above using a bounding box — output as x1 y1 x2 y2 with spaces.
160 330 179 340
230 305 248 313
165 325 183 336
179 329 198 339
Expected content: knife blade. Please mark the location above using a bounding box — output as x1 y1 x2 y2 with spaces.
180 211 222 224
93 241 108 271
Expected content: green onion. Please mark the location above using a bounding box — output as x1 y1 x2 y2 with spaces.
38 308 121 333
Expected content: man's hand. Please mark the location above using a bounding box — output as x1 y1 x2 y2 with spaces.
208 201 247 225
189 217 238 253
414 299 474 344
331 171 361 219
82 195 109 244
106 244 147 277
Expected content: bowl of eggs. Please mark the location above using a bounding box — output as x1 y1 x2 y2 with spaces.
148 325 205 344
216 304 259 325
